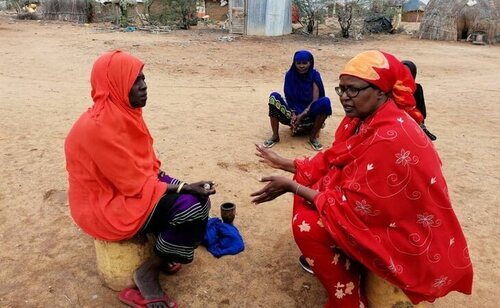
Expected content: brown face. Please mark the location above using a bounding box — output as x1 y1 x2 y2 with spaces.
295 61 311 74
129 71 147 108
337 75 387 119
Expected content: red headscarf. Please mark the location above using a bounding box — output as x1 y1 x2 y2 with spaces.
65 51 167 241
293 52 472 303
340 50 424 124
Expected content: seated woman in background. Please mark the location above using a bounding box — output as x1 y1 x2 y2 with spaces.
263 50 332 151
252 50 472 307
65 50 216 308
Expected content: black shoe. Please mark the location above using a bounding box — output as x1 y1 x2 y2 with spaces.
299 255 314 274
420 124 437 141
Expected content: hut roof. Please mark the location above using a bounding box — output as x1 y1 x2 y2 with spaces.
419 0 499 42
403 0 427 12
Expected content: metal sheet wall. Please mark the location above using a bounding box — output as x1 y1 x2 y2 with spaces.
246 0 267 35
245 0 291 36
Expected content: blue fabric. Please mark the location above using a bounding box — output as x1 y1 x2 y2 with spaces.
283 50 326 114
202 217 244 258
307 96 332 117
269 92 332 119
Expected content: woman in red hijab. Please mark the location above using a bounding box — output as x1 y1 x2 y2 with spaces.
251 50 472 307
65 50 216 308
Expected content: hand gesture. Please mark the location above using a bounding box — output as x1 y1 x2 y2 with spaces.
250 176 293 204
255 144 284 170
185 181 216 197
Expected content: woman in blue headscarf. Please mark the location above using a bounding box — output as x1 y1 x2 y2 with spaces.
263 50 332 151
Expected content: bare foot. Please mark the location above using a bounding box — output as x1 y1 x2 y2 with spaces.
133 255 176 308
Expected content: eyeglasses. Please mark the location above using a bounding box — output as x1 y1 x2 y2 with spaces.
335 84 373 98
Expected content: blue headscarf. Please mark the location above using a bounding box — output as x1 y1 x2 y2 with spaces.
284 50 326 113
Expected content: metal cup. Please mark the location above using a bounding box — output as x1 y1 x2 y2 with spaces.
220 202 236 224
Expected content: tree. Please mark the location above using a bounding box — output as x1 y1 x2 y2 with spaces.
293 0 332 34
148 0 197 29
335 0 370 38
294 0 407 38
110 0 136 27
335 0 355 37
118 0 129 27
336 0 404 38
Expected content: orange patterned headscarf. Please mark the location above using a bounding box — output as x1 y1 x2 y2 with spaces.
340 50 423 123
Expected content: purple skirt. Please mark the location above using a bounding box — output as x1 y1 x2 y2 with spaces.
140 174 210 263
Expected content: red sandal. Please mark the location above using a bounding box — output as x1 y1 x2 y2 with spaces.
162 262 182 275
118 288 178 308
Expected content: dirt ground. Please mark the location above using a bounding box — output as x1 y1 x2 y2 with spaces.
0 12 499 308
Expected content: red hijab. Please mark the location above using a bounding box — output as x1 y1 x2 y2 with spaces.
65 51 167 241
294 51 472 303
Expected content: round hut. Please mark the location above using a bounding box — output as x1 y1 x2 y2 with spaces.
419 0 499 43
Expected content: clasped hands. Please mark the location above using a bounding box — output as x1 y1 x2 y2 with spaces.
291 110 308 134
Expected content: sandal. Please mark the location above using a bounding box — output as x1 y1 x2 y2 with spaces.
262 137 279 148
299 255 314 275
308 139 323 151
420 123 437 141
118 288 178 308
161 262 182 275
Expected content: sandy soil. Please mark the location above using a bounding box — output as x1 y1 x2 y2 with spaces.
0 12 499 308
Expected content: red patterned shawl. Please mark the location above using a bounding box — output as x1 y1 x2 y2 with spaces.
294 100 473 303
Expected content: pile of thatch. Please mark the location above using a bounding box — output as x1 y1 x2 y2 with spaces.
39 0 95 23
419 0 499 43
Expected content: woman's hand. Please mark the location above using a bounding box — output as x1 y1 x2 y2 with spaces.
255 144 285 170
183 181 216 197
255 144 296 173
291 111 308 134
291 112 298 128
250 176 294 204
291 113 300 133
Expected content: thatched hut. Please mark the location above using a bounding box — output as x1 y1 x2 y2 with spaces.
402 0 426 22
419 0 499 43
40 0 96 23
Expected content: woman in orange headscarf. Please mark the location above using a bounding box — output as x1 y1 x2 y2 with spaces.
65 50 216 308
251 50 472 307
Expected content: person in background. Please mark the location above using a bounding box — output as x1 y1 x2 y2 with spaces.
263 50 332 151
402 60 437 141
252 50 472 307
65 50 216 308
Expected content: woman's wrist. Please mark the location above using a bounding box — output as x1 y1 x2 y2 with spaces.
279 157 296 173
176 182 186 194
166 182 190 194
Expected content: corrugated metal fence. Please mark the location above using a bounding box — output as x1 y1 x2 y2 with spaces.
233 0 291 36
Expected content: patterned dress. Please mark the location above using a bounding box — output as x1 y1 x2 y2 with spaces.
292 100 472 306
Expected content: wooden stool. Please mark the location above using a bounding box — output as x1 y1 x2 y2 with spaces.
365 273 427 308
94 235 152 291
